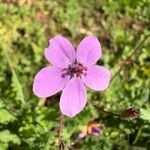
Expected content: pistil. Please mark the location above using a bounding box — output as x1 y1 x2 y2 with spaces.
61 62 87 78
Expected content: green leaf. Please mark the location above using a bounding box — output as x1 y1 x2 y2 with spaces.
140 108 150 121
0 130 20 145
0 109 16 124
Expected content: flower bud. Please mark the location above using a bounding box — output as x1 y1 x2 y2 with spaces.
120 107 140 120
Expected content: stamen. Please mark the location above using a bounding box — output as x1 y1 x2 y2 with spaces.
61 62 87 78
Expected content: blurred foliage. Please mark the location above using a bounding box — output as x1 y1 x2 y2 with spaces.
0 0 149 149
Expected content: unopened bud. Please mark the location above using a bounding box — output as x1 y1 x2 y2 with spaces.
120 107 140 120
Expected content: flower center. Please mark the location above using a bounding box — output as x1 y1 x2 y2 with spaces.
61 61 87 78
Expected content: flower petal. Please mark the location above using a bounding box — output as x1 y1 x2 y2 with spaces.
60 77 87 117
77 35 102 66
45 36 75 68
33 66 70 97
82 65 111 91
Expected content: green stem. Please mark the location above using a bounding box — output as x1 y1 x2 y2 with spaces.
58 111 64 146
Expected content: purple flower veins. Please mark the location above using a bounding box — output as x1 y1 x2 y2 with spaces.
33 35 111 117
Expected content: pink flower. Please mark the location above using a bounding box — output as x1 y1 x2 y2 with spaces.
33 35 111 117
78 122 103 139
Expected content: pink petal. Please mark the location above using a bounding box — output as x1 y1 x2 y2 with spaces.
82 65 111 91
77 35 102 66
33 66 70 97
45 36 75 68
60 77 87 117
78 132 87 139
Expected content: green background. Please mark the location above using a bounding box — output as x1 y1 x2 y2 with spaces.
0 0 149 149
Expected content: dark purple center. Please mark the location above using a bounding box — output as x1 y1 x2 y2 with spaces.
61 61 87 78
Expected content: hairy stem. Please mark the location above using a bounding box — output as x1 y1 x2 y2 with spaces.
89 102 120 117
58 111 64 146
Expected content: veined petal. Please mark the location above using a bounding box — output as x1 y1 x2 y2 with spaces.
45 36 76 68
33 66 70 97
77 35 102 66
60 77 87 117
82 65 111 91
